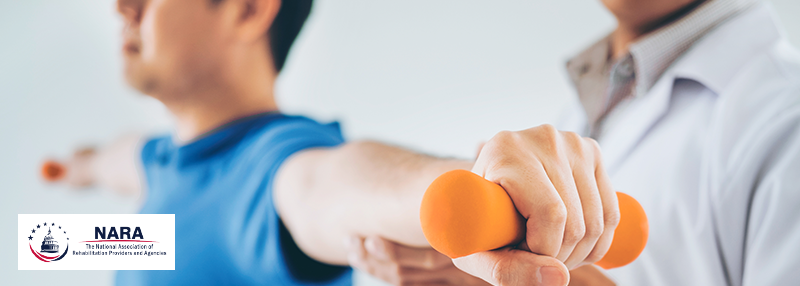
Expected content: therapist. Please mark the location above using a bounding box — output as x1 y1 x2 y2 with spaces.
347 0 800 285
454 0 800 285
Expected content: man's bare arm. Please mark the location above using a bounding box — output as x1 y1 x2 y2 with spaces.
273 140 471 265
50 133 145 197
276 125 619 286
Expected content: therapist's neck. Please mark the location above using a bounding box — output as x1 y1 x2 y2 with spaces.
157 61 279 143
609 0 706 59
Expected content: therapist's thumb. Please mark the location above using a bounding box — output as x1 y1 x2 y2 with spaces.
453 248 569 286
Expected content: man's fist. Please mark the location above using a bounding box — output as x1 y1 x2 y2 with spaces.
455 124 620 285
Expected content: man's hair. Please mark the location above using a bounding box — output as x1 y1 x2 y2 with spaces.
268 0 313 72
211 0 313 72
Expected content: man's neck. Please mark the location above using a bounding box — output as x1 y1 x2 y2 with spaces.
167 92 278 143
161 54 279 142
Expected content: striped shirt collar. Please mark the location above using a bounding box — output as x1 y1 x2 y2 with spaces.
567 0 761 99
629 0 760 97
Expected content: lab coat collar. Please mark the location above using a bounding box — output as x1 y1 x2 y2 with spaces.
670 3 782 94
599 3 782 173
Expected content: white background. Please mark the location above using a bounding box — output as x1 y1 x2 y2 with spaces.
1 0 798 285
18 214 174 270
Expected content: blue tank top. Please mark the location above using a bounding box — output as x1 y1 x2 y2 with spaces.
116 113 352 286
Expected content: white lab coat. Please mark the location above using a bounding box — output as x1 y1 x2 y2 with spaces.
559 3 800 286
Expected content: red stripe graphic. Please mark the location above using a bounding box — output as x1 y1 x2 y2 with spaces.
79 240 159 243
29 243 50 262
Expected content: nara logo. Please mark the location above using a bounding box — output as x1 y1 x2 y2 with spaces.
26 222 68 262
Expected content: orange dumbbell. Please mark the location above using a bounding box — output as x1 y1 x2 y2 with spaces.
41 160 67 182
420 169 648 269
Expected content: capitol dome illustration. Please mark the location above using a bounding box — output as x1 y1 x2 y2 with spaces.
40 228 59 253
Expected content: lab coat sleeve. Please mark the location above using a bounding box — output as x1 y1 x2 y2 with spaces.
741 105 800 286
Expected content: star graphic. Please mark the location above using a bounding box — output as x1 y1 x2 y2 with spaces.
44 222 47 226
28 235 33 240
59 226 61 229
31 229 35 233
67 238 69 240
37 224 40 229
51 222 55 226
64 231 66 234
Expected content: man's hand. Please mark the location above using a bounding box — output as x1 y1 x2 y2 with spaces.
454 124 620 286
42 134 143 196
347 235 490 286
55 147 97 188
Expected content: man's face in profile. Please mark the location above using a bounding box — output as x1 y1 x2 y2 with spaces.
117 0 230 98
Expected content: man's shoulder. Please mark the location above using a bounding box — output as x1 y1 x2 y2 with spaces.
245 115 343 145
238 114 345 159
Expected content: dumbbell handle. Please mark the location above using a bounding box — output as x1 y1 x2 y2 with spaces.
420 169 648 269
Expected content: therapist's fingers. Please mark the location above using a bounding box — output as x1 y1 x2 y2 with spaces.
568 265 616 286
453 247 569 286
583 152 619 265
349 236 491 285
364 236 452 270
397 266 492 285
347 236 401 285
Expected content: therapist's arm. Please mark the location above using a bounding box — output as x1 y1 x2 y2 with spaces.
740 108 800 286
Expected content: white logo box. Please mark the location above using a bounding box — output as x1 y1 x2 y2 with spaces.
19 214 175 270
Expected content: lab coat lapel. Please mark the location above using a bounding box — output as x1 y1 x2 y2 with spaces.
599 73 675 173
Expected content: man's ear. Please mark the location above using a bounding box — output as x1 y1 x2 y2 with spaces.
229 0 281 43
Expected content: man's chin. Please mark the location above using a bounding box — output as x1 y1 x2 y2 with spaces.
123 67 159 95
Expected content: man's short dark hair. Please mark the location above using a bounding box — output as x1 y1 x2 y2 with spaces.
211 0 313 72
268 0 313 72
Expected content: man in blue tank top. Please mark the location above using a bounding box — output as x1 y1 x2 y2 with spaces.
52 0 355 284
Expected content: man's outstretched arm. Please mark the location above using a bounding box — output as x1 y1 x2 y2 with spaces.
274 124 619 286
274 140 471 265
45 133 144 197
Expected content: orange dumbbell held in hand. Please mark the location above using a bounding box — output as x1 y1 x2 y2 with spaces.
420 169 648 270
39 147 98 187
41 160 67 182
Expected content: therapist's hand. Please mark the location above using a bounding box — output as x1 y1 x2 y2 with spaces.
567 265 616 286
454 124 620 285
347 235 490 286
